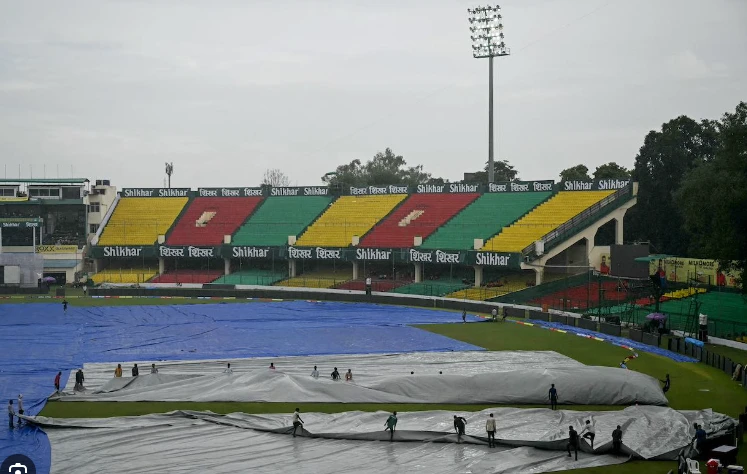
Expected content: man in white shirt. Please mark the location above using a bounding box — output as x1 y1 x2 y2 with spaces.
485 413 497 448
311 366 319 378
365 277 372 295
292 408 304 437
491 308 498 321
224 363 233 374
17 394 24 424
150 363 159 374
698 313 708 341
580 419 596 449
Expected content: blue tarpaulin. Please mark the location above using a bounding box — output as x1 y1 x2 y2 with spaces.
0 301 482 473
522 319 698 363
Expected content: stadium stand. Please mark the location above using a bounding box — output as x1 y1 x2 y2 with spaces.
448 273 536 300
359 193 479 248
150 269 224 284
276 269 353 289
167 197 263 245
420 192 552 250
212 269 287 286
334 279 410 292
98 197 189 245
295 195 406 247
392 279 469 297
232 196 333 246
90 268 157 285
481 191 614 252
529 280 630 310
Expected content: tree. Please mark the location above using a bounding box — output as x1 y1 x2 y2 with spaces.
261 169 290 187
559 164 591 182
321 148 439 188
624 115 718 256
462 160 518 184
675 102 747 290
593 162 631 180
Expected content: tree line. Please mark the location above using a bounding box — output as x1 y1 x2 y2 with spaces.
265 102 746 289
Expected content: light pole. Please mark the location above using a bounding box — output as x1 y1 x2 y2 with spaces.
165 162 174 188
468 5 510 184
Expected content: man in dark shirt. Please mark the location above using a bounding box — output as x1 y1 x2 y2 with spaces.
661 374 671 393
693 424 707 453
331 367 340 380
612 425 623 454
132 363 139 377
567 426 579 460
74 369 85 391
63 299 68 312
549 384 559 410
453 415 467 443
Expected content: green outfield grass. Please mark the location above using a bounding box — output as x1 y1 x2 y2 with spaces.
30 300 747 473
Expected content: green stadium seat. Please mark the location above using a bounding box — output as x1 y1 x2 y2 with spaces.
232 196 333 246
420 192 552 250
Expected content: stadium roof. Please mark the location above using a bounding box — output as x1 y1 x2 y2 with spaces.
0 178 89 184
2 199 84 206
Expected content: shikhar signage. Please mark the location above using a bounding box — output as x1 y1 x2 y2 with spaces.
270 187 329 197
158 246 219 258
121 188 191 197
198 188 263 197
487 181 554 193
562 179 630 191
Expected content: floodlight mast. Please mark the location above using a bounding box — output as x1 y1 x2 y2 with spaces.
468 5 510 184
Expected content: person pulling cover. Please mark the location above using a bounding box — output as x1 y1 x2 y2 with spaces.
612 425 623 454
580 420 595 449
384 412 398 441
74 369 85 391
292 408 304 438
453 415 467 443
567 425 579 460
549 384 559 410
485 413 496 448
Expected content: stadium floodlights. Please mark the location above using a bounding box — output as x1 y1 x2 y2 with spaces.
468 5 510 59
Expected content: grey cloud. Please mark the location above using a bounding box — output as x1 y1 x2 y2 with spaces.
0 0 745 188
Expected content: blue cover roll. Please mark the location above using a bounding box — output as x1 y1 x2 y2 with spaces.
685 337 704 347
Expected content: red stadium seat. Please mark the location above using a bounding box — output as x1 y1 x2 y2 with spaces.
359 193 479 248
167 197 263 246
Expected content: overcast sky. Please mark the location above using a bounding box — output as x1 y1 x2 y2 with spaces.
0 0 745 189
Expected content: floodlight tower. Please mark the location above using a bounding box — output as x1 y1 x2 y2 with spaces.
468 5 510 184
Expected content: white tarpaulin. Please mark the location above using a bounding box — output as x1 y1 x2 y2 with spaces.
53 351 669 405
30 406 735 474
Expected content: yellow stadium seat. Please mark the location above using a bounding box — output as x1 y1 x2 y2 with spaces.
448 273 533 300
91 268 157 285
98 197 189 245
295 195 406 247
481 191 614 252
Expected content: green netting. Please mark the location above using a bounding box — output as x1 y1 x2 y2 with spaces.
232 196 333 246
630 292 747 339
420 192 551 250
391 279 470 297
211 269 288 286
